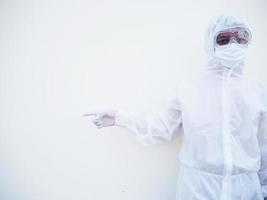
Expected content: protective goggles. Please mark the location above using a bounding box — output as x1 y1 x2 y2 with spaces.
214 27 252 47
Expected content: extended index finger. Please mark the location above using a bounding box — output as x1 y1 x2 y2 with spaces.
82 112 98 117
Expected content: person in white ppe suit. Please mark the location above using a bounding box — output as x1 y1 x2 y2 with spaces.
83 14 267 200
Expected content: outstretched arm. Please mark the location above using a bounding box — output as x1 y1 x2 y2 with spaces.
83 84 183 146
114 87 183 146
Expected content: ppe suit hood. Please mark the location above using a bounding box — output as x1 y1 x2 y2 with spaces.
203 14 251 79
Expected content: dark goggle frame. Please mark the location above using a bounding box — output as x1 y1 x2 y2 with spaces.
214 27 252 47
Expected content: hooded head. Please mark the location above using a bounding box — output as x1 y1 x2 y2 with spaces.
203 14 252 78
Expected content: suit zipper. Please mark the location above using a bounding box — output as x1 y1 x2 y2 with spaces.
220 68 233 200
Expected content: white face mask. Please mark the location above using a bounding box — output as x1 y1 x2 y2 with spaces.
214 43 247 69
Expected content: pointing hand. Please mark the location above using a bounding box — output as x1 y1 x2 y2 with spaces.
83 109 117 129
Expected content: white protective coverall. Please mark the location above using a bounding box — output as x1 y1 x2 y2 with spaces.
115 15 267 200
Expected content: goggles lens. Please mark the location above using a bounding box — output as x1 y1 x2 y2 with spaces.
215 28 251 46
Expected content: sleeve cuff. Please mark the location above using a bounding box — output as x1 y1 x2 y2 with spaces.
115 108 130 128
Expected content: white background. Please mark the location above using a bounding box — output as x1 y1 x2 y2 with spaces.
1 0 267 199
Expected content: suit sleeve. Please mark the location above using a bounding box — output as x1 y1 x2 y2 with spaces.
257 82 267 198
258 111 267 198
114 85 183 146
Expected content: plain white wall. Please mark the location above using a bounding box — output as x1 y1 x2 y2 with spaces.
0 0 267 199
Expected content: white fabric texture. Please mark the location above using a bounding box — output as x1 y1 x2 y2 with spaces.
115 14 267 200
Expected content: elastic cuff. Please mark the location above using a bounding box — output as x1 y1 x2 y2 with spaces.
115 108 130 127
